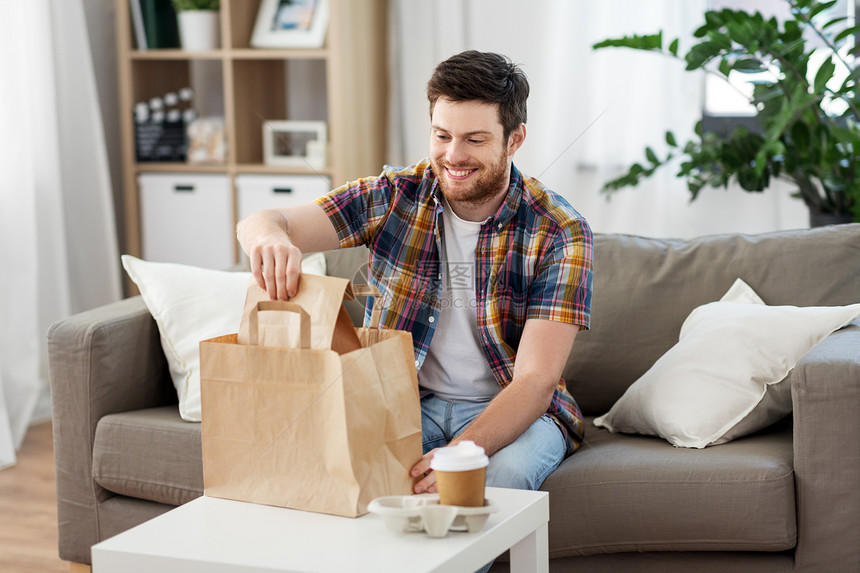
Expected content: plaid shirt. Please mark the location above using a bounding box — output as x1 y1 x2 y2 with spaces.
316 160 593 452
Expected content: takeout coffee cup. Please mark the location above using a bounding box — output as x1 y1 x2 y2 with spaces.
430 441 489 507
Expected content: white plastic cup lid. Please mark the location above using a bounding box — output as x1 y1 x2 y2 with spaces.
430 441 489 472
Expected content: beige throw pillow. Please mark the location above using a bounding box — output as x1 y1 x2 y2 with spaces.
594 279 860 448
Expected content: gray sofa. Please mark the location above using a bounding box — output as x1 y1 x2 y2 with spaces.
48 224 860 571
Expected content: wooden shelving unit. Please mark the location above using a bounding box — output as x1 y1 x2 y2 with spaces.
115 0 388 271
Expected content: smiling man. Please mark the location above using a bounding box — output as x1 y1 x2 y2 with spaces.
237 51 593 497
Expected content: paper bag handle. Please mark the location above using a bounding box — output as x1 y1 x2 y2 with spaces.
248 301 311 348
351 284 382 329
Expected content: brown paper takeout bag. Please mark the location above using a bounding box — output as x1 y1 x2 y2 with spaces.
200 274 422 517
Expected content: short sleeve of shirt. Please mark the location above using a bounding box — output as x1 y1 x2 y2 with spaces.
315 171 395 249
526 218 593 329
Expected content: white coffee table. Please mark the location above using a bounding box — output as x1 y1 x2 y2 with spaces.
92 486 549 573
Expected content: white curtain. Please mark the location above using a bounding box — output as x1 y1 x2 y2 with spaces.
0 0 121 469
388 0 808 238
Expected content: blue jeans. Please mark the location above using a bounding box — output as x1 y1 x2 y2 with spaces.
420 394 567 491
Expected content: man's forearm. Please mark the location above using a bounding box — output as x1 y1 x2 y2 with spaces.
236 202 339 300
236 209 289 256
237 202 339 255
451 374 554 457
453 319 580 455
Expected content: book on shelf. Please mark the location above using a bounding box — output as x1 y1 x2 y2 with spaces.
132 0 180 50
129 0 147 50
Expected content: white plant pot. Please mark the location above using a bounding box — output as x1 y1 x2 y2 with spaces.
178 10 220 52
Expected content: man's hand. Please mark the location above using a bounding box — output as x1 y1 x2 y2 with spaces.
236 202 340 301
411 435 475 493
411 448 440 494
247 232 303 301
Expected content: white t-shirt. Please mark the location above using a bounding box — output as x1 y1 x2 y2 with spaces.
417 201 501 402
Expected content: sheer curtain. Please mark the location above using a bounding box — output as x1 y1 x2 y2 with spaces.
0 0 121 469
388 0 808 238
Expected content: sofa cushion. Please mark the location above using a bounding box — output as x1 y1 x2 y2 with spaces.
543 418 795 557
93 406 203 506
565 224 860 415
594 278 860 448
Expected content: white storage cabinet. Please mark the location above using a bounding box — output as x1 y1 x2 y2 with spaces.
138 173 234 270
236 174 332 221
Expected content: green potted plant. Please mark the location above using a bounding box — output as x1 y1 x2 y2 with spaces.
593 0 860 225
173 0 221 52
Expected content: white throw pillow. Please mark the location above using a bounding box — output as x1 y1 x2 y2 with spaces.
121 252 327 422
594 279 860 448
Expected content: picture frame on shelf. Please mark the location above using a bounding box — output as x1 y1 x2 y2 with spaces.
250 0 329 49
263 120 327 169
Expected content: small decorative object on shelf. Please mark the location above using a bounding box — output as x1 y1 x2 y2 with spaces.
172 0 221 52
187 117 227 164
262 120 327 169
134 91 189 162
251 0 329 49
178 87 197 125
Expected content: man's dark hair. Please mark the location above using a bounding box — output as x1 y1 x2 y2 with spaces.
427 50 529 142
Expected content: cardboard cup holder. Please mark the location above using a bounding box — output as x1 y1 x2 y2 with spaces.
367 494 498 538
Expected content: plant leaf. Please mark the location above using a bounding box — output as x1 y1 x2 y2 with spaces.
821 15 849 31
814 56 837 94
809 0 838 20
732 57 766 72
593 32 663 52
645 147 660 164
791 121 811 150
728 18 757 47
704 10 724 28
668 38 679 56
685 40 725 70
834 24 860 44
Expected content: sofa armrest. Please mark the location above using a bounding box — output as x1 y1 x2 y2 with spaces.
47 296 175 564
792 322 860 572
